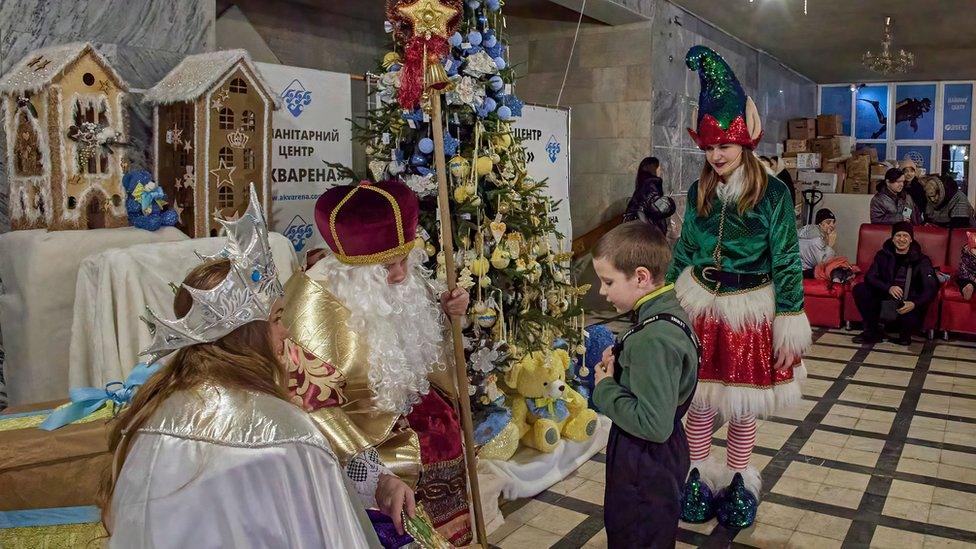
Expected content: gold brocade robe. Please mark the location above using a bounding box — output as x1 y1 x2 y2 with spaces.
281 271 459 489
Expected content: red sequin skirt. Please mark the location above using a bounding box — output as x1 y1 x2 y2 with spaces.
693 314 795 389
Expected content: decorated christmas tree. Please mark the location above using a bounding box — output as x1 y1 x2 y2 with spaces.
345 0 590 456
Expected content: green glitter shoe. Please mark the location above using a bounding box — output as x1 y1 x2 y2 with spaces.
680 468 715 523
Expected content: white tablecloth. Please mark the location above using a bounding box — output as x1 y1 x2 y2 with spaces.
478 415 611 532
68 232 298 389
0 228 187 405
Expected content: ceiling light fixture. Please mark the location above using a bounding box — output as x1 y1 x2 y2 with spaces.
862 16 915 75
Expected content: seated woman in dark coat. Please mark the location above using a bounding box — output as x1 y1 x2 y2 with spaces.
852 222 940 346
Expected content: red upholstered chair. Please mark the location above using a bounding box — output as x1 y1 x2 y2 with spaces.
843 224 948 338
803 278 844 328
940 228 976 338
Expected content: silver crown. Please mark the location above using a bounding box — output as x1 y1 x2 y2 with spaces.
139 184 283 362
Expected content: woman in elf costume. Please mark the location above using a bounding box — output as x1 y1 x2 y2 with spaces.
667 46 810 529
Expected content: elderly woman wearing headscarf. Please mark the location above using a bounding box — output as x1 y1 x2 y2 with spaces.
921 174 974 228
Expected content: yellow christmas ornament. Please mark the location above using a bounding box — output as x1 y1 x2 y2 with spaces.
453 185 470 202
475 156 494 176
425 242 436 256
492 133 512 150
479 276 492 288
476 306 498 328
490 247 510 269
448 155 470 179
382 51 402 69
470 255 490 277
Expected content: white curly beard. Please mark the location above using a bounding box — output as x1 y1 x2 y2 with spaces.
308 248 445 415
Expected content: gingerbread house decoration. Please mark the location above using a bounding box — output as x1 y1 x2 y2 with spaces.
0 42 130 231
143 49 276 238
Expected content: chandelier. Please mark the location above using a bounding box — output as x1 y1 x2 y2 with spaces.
862 16 915 75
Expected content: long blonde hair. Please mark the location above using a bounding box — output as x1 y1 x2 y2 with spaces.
696 149 768 217
97 259 288 525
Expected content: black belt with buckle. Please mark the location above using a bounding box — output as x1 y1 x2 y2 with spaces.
700 266 771 288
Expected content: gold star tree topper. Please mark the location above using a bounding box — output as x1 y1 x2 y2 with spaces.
397 0 457 39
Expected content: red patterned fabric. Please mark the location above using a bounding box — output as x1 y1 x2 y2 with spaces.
693 314 794 388
407 391 471 546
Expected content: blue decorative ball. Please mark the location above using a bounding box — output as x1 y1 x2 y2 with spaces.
489 75 504 91
450 32 463 47
467 0 481 9
487 0 501 10
418 138 435 154
416 166 433 176
482 97 497 113
497 105 512 120
484 34 497 48
251 270 262 282
410 153 427 166
388 63 401 72
467 31 483 46
494 57 507 70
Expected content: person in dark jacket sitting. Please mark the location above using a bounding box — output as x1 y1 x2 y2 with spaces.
852 222 939 346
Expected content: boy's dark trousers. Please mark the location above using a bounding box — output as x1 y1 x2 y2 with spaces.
604 392 694 548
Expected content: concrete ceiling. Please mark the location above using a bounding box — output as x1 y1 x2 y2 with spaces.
668 0 976 83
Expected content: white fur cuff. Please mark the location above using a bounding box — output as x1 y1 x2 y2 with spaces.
773 312 812 357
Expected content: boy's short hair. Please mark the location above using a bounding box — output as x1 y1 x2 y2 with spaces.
593 221 671 282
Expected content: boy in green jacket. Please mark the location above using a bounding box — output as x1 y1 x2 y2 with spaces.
592 221 700 547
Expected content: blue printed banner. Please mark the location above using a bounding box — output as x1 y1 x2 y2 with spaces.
856 85 889 140
820 86 853 135
896 145 933 173
894 84 936 140
943 83 973 141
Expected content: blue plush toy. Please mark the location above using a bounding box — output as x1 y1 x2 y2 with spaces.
573 324 615 408
122 171 178 231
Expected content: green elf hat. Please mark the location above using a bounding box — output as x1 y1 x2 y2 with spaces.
686 45 763 150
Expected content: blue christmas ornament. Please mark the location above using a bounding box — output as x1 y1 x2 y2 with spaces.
388 63 401 72
416 166 433 176
446 56 461 76
475 101 491 119
418 138 435 154
402 108 424 122
394 149 405 162
485 43 503 58
467 31 483 46
484 31 497 48
501 94 524 116
497 105 513 120
482 97 497 113
410 153 427 166
450 32 463 47
464 45 483 55
466 0 481 9
494 57 507 70
487 0 501 10
478 13 488 26
489 75 504 91
443 133 460 156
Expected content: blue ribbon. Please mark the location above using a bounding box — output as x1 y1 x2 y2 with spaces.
0 506 100 528
39 362 162 431
140 186 165 212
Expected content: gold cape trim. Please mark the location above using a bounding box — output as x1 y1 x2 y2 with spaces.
283 272 445 487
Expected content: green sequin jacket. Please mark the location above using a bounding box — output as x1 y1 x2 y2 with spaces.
665 174 805 315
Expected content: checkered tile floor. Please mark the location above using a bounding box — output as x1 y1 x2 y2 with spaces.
488 321 976 548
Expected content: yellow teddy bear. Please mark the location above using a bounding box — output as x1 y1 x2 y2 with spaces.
504 349 599 453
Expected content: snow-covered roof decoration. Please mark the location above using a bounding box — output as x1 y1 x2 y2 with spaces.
143 49 279 108
0 42 128 96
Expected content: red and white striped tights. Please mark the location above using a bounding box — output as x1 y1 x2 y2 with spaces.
686 403 757 471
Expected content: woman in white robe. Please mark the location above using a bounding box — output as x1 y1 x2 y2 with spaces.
100 259 380 549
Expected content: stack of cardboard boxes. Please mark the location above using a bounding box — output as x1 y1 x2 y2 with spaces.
784 114 880 196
